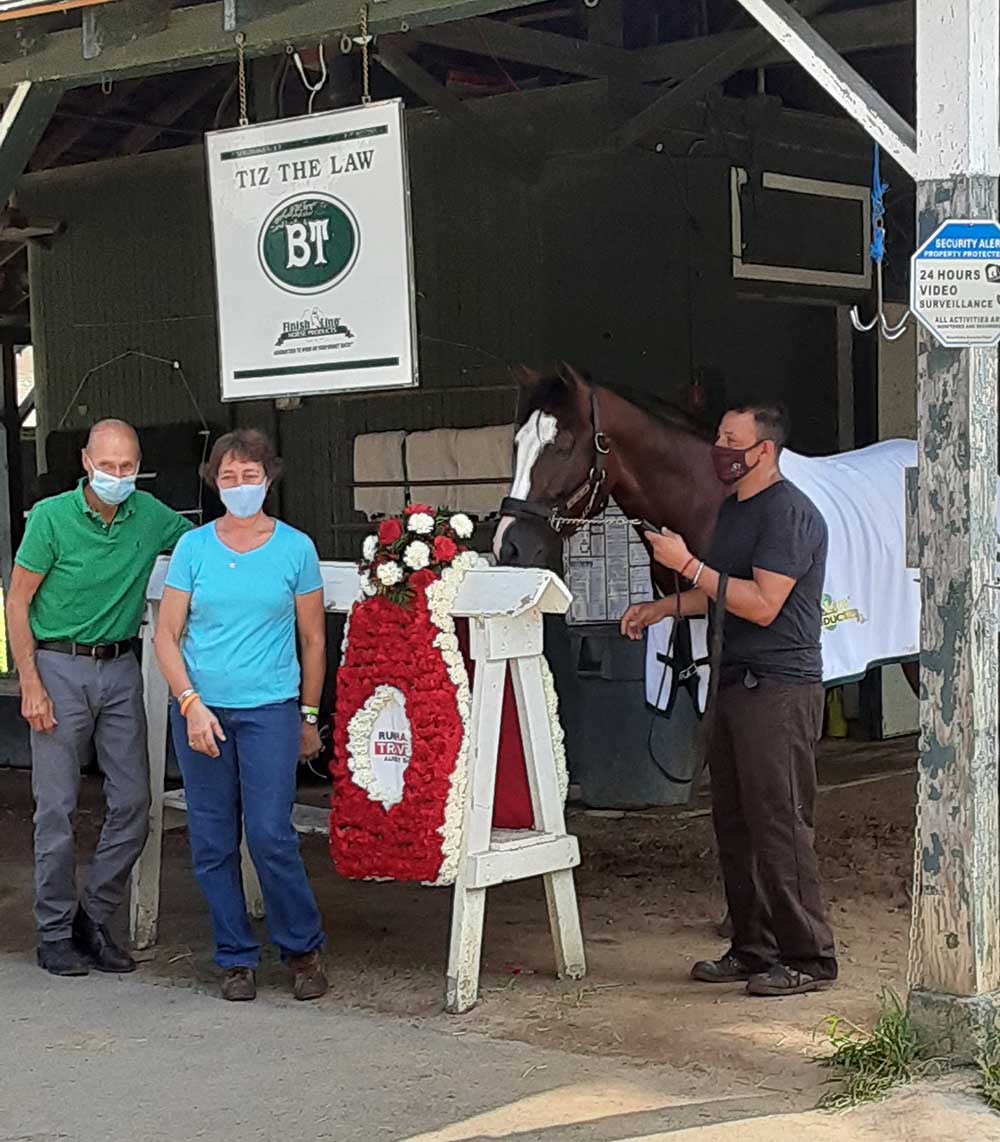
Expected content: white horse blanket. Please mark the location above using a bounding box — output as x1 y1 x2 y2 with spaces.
646 439 989 713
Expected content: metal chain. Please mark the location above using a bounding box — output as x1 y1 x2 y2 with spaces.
236 32 249 127
359 4 372 103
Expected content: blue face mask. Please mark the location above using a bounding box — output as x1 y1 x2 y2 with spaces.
87 461 137 506
219 481 268 519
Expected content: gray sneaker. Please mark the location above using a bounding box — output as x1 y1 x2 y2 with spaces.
747 963 834 997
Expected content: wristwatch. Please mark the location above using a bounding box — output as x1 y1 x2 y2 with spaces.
300 705 319 726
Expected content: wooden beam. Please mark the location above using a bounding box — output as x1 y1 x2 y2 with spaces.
375 40 542 183
119 68 225 153
908 0 1000 1059
0 0 548 88
731 0 916 176
586 0 624 48
222 0 287 32
82 0 172 61
31 81 134 169
410 16 627 78
617 0 835 149
0 81 60 204
0 0 111 20
636 1 912 84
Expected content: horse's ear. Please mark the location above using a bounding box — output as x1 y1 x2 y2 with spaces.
556 361 588 392
511 364 543 389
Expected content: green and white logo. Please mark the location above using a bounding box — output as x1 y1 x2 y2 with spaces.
258 193 359 295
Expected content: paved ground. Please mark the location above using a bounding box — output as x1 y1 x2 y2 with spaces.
3 954 996 1142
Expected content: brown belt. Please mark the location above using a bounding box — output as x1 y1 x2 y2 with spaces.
37 639 134 660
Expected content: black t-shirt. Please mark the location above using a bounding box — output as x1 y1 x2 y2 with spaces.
707 479 827 682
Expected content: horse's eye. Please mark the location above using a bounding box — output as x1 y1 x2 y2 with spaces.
554 432 574 455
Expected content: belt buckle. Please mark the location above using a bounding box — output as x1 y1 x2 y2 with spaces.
677 663 699 682
93 643 115 660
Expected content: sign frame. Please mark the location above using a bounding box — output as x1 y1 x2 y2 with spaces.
910 217 1000 349
205 98 419 402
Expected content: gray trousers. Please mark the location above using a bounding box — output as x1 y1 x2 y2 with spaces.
31 649 150 941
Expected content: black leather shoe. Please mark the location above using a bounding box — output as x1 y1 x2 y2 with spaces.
691 951 759 983
37 938 90 977
72 909 136 973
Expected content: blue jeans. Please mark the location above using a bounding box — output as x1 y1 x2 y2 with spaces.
170 699 324 969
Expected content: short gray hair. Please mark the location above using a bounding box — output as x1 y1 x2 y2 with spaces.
86 418 140 452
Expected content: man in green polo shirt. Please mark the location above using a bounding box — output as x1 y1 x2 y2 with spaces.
6 419 191 977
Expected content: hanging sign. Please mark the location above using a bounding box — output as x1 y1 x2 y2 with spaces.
910 219 1000 348
205 99 418 401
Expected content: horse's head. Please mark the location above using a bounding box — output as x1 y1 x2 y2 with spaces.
494 363 609 569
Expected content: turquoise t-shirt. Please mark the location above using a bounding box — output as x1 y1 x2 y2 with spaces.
164 520 324 709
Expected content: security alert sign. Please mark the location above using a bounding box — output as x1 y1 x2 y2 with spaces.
910 219 1000 348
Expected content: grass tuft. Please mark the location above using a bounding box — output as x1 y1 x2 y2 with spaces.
817 987 936 1109
977 1033 1000 1113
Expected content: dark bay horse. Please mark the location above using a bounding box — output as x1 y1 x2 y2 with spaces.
494 363 920 697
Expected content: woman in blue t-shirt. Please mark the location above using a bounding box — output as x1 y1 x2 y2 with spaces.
154 429 327 1003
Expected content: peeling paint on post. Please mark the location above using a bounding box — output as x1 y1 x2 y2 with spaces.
914 173 1000 997
907 0 1000 1060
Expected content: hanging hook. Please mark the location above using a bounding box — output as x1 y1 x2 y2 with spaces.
100 75 113 96
291 40 328 115
850 144 912 343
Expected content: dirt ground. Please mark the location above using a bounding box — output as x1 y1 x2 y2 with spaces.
0 736 919 1111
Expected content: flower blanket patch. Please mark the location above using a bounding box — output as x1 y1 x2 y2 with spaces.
330 507 479 886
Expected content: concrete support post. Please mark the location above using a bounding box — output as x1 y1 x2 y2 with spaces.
908 0 1000 1059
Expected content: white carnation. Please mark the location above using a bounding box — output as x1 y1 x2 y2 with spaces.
449 513 474 539
403 540 430 570
375 560 403 586
362 535 378 561
407 511 435 535
360 572 377 597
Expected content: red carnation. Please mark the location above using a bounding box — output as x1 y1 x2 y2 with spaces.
404 503 433 516
378 518 403 545
433 535 458 563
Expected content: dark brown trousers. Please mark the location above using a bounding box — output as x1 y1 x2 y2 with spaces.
709 675 837 976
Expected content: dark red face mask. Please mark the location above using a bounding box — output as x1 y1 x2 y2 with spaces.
711 443 761 486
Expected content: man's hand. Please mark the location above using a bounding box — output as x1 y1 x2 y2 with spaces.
646 528 692 574
21 678 56 734
185 699 227 758
620 600 669 641
300 722 322 763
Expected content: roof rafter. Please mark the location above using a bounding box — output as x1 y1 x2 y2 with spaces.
0 0 549 88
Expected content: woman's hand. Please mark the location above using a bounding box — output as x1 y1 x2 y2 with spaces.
299 721 322 762
185 698 227 758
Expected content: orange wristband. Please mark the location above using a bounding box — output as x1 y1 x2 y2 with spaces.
179 693 199 718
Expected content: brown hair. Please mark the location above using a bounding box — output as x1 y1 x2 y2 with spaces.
201 429 285 485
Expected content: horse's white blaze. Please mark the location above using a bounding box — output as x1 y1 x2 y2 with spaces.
493 411 558 558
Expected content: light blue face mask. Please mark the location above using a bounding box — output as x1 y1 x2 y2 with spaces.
87 460 137 506
219 481 268 519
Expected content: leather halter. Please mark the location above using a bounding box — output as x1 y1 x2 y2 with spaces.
501 387 611 533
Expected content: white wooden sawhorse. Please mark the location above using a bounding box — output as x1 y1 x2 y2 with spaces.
131 557 586 1013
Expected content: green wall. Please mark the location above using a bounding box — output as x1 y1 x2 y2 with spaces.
19 82 869 558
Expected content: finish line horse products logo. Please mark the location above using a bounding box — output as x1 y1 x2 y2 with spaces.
258 192 360 295
276 309 354 348
821 593 866 631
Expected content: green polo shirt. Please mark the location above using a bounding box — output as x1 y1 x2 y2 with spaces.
15 480 192 644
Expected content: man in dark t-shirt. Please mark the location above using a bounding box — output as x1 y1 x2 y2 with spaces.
621 403 837 996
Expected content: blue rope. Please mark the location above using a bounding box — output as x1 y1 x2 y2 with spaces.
869 143 888 263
